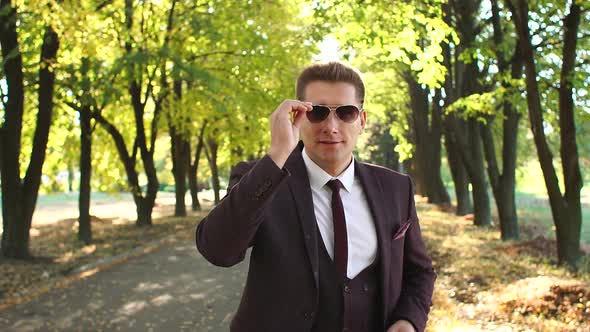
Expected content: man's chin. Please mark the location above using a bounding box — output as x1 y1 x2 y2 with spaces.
318 153 350 166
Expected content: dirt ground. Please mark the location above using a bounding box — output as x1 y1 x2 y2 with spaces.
1 192 589 331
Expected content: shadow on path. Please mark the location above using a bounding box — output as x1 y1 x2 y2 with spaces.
0 240 246 331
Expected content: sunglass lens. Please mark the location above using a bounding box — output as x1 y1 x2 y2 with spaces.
336 105 360 122
307 105 330 123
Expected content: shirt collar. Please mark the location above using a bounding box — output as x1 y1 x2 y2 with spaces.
302 147 354 193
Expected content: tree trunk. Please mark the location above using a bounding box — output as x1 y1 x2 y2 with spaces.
555 2 583 267
188 121 208 211
120 0 177 226
429 88 451 204
78 105 92 244
131 0 180 225
170 133 188 216
1 0 27 258
465 119 492 227
67 161 74 192
497 176 518 239
482 119 519 239
405 73 450 204
205 136 220 204
410 161 427 197
444 0 491 226
187 141 200 211
377 121 400 171
170 79 187 217
510 0 583 267
481 0 522 240
446 117 491 226
440 4 473 216
93 112 145 225
444 122 472 215
0 12 59 258
128 75 159 226
135 133 158 227
136 198 153 226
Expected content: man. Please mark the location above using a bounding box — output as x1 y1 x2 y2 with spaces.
196 62 436 332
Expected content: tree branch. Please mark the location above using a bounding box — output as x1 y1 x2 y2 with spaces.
131 136 139 164
149 95 163 155
92 110 142 195
142 64 158 106
95 0 112 11
188 50 239 61
193 120 208 168
63 100 81 112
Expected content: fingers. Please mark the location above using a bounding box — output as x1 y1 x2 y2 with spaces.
291 101 311 128
271 100 310 123
292 110 305 128
293 101 313 113
281 100 312 114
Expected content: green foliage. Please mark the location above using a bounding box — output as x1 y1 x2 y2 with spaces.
446 76 526 122
8 0 320 195
328 0 455 88
6 0 588 200
313 0 455 162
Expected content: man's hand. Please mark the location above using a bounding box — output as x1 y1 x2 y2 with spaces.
387 320 416 332
268 100 312 168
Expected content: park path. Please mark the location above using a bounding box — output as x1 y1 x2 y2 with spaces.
0 239 248 331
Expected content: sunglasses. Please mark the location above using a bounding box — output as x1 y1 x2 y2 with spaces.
306 104 363 123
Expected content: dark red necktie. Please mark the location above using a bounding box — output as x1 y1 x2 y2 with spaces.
326 179 348 276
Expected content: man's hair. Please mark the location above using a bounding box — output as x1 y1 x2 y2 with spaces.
296 61 365 105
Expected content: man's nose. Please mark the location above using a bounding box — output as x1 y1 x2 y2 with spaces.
321 111 339 133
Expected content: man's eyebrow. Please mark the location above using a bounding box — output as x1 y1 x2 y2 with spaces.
315 103 357 106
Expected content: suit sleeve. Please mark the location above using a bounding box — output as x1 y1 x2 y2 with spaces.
195 154 290 267
390 176 437 332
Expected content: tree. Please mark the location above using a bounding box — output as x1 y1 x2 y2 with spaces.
323 0 453 205
187 120 208 211
160 0 320 208
480 0 524 240
443 0 493 227
508 0 587 267
364 117 401 172
61 56 119 243
90 0 180 226
0 0 59 258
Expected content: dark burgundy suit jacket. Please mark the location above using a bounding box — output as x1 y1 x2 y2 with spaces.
196 143 436 332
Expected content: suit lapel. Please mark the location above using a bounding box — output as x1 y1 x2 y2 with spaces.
285 143 320 295
355 161 393 327
284 144 395 323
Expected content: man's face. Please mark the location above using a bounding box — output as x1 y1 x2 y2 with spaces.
300 81 366 174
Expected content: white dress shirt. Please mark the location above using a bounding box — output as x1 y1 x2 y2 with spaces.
302 148 378 279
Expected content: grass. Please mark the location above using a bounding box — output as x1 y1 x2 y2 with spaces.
441 186 590 245
0 191 128 209
439 158 590 244
515 190 590 245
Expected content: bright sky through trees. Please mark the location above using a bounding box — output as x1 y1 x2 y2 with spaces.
313 34 341 62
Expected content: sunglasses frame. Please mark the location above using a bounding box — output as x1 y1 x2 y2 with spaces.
307 104 364 123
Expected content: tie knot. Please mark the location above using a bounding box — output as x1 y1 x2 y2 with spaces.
326 179 343 193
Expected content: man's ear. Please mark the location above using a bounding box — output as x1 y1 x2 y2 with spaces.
360 110 367 132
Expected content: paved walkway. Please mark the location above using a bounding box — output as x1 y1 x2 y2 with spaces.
0 240 248 331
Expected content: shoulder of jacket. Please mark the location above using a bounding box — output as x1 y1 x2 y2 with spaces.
360 162 409 180
230 158 261 176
